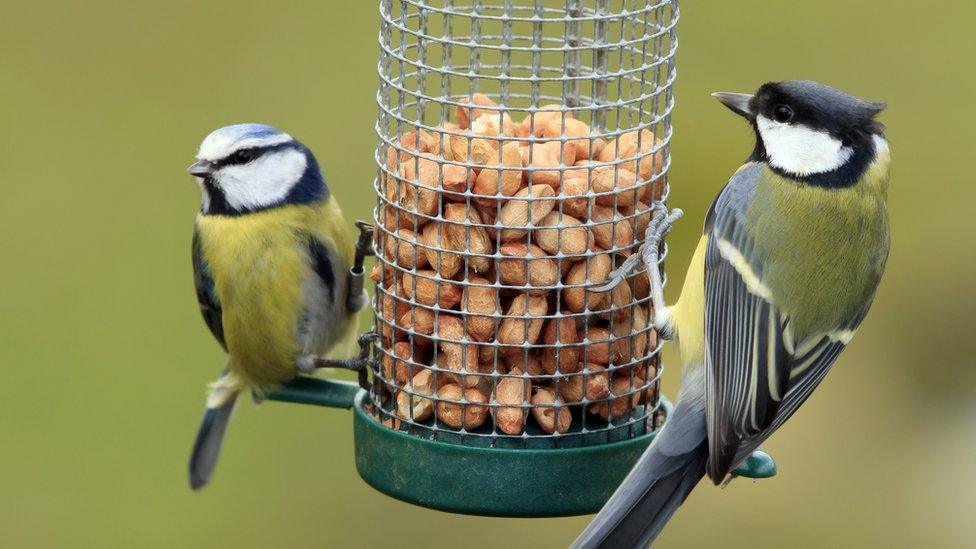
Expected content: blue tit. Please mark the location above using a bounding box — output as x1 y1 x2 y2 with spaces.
186 124 365 490
575 80 890 547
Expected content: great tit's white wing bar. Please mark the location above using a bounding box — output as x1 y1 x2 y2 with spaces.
192 228 226 351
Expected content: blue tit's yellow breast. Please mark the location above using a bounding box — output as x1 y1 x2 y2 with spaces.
195 204 323 390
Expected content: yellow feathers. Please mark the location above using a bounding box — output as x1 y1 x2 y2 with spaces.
195 200 355 391
672 236 708 368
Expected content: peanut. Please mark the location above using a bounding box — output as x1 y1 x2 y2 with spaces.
420 222 463 278
520 142 577 189
591 167 639 207
557 363 610 403
562 252 613 312
461 276 499 342
590 206 634 255
455 93 515 136
395 369 435 421
472 141 524 203
436 314 479 383
541 316 581 375
530 387 572 434
596 128 664 181
400 270 462 309
443 203 493 274
533 211 589 256
498 242 558 292
436 384 490 429
559 177 594 220
497 294 548 346
497 184 556 241
386 228 429 270
581 326 613 365
499 348 545 376
494 375 531 435
518 104 573 137
540 118 595 162
588 375 641 421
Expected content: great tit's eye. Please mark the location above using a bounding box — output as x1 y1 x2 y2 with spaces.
233 149 253 164
772 104 794 123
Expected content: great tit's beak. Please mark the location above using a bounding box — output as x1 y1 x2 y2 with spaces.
187 159 214 178
712 92 754 119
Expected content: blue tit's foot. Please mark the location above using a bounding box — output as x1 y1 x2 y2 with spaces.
346 221 376 313
297 355 367 374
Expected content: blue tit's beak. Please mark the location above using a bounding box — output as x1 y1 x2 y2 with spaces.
712 92 754 119
187 159 214 178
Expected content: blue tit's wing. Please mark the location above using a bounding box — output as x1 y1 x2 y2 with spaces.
305 235 336 304
702 163 869 483
192 228 226 351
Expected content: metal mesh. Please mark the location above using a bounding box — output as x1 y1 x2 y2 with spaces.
369 0 678 448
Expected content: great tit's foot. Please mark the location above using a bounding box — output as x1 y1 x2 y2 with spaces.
594 204 683 293
641 203 683 261
641 203 682 339
593 252 643 293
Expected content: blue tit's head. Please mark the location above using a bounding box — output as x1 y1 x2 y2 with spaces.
713 80 886 186
187 124 327 215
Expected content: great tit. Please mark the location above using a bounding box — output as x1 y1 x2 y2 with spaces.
186 124 365 490
574 80 890 547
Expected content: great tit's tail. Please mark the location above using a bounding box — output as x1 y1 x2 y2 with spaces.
189 370 242 490
573 394 708 549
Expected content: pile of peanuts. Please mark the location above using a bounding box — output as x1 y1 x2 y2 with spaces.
371 94 665 435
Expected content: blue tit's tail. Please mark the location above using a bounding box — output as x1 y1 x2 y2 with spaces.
573 393 708 548
189 370 242 490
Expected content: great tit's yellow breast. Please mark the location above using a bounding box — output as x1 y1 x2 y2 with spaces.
195 205 321 390
673 236 708 367
748 158 889 340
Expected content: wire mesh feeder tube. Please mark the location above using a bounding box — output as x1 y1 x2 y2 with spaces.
366 0 678 516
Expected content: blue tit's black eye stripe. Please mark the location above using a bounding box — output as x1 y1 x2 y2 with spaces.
213 142 296 170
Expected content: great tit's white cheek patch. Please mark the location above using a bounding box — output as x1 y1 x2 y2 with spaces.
216 149 308 211
756 115 853 176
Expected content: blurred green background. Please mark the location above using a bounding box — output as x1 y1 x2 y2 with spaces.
2 1 973 547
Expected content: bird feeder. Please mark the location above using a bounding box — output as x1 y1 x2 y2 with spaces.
265 0 775 518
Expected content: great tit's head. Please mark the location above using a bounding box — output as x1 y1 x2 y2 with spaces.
713 80 886 183
188 124 327 215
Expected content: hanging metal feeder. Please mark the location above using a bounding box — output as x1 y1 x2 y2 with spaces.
265 0 774 518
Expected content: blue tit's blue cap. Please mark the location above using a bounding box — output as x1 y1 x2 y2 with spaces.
197 124 294 161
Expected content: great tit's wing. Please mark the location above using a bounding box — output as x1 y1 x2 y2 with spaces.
192 228 226 351
702 163 868 483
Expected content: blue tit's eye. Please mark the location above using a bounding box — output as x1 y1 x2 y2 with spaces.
772 104 794 123
233 149 253 164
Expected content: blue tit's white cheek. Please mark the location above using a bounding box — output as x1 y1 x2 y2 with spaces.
215 149 308 211
756 115 853 176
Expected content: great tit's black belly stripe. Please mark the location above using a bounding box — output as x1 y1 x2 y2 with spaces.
306 236 336 304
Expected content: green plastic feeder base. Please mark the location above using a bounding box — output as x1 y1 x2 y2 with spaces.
264 377 777 517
